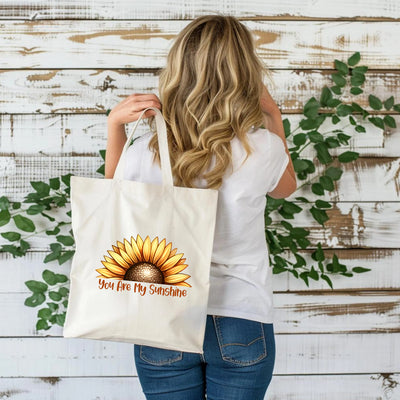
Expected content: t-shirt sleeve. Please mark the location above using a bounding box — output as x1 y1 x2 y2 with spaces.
266 132 290 193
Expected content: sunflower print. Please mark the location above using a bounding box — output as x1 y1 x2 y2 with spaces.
95 234 191 287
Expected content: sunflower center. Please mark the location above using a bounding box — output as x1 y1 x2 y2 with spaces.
124 262 164 284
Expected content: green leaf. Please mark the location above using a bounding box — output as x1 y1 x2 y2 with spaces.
350 87 363 95
303 97 320 119
355 125 366 133
24 293 46 307
311 183 324 195
55 274 68 283
55 313 66 326
320 86 333 107
283 118 291 138
61 173 72 188
293 253 306 268
383 96 394 110
325 137 340 148
36 319 50 330
347 52 360 66
308 131 324 143
282 201 302 215
293 133 307 146
320 274 333 289
49 291 62 301
325 166 343 181
26 205 46 215
38 308 52 320
58 250 75 265
25 280 48 293
331 85 342 95
299 271 310 287
47 302 59 312
314 142 332 164
30 181 50 196
368 94 382 110
319 175 334 191
383 115 396 128
13 214 35 232
0 209 11 227
338 151 359 162
327 98 341 108
310 206 329 225
368 116 385 129
293 159 309 172
295 196 310 203
49 177 60 190
1 231 21 241
352 266 371 273
309 266 319 280
311 242 325 261
350 73 365 87
58 287 69 297
42 270 58 286
332 115 340 124
337 133 352 145
334 59 349 75
315 199 332 209
331 73 346 87
56 235 74 246
336 104 353 117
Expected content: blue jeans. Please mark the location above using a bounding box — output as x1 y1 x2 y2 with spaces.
134 314 276 399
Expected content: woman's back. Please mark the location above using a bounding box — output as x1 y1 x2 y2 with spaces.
124 125 289 323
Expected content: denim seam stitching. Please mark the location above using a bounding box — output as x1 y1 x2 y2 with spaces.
139 345 183 366
213 316 268 366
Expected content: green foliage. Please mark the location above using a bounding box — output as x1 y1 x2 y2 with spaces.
264 51 398 289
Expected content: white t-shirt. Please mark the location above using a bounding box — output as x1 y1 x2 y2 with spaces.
123 127 289 324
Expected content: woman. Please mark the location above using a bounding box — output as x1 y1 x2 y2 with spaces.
105 14 296 400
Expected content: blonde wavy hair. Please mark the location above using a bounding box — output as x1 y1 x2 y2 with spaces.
145 14 274 189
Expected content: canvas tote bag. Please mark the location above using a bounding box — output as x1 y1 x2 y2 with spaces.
63 106 219 353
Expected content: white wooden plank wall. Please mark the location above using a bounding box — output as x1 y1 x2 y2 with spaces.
0 2 399 399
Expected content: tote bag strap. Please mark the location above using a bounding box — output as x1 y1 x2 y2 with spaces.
113 107 174 187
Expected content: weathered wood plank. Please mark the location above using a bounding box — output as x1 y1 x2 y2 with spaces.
0 200 398 248
0 374 398 400
1 290 398 336
0 333 398 376
1 1 400 20
1 154 399 201
1 21 400 69
0 69 400 114
1 249 398 293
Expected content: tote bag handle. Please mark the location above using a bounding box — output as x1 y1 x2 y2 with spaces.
113 107 174 187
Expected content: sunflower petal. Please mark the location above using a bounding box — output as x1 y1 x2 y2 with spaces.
157 242 172 267
104 255 119 265
124 238 139 263
136 234 144 253
163 264 188 276
107 250 130 269
153 238 166 264
112 244 120 254
130 236 143 262
101 260 127 275
142 235 152 262
95 267 123 278
173 281 191 287
119 248 134 265
164 273 191 284
160 253 184 271
149 236 159 263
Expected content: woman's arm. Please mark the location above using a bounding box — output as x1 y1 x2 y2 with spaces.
104 93 162 179
260 84 297 197
105 120 127 179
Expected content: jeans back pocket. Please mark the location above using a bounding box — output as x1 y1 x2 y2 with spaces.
139 345 183 366
213 315 267 366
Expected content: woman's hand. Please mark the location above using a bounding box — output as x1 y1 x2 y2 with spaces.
108 93 162 126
